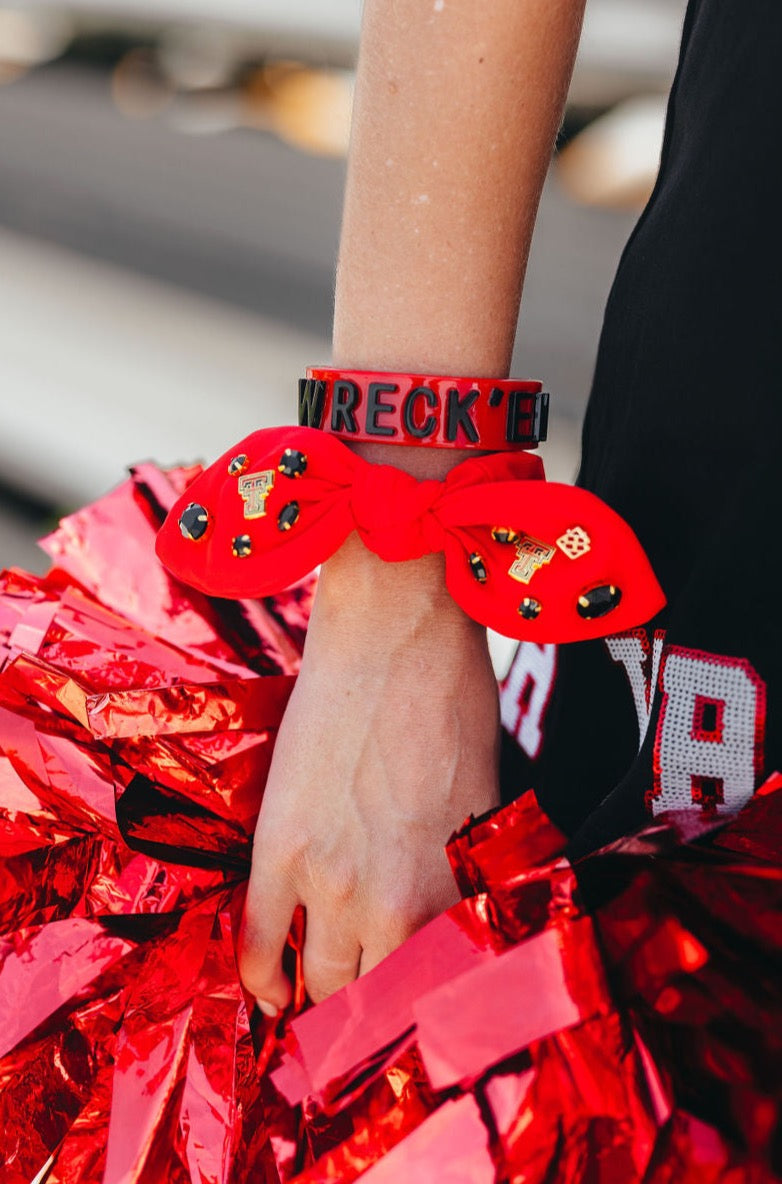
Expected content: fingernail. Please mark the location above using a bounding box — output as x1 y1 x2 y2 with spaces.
256 999 279 1018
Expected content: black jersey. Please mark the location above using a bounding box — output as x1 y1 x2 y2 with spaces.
500 0 782 854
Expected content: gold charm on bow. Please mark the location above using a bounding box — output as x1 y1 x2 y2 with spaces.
507 535 556 584
238 471 275 519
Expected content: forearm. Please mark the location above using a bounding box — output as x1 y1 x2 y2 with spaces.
334 0 586 382
323 0 585 599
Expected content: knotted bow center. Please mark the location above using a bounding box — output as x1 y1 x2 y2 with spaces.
350 462 446 561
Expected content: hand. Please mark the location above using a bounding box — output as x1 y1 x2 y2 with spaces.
238 536 500 1010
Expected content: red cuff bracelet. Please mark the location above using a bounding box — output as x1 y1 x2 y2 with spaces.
299 368 549 450
155 425 665 643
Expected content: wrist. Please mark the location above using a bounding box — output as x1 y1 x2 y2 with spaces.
309 533 488 661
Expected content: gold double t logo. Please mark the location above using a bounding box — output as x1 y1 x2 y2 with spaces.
507 535 556 584
238 471 275 519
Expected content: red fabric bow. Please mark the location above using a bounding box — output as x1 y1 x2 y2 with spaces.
155 426 665 642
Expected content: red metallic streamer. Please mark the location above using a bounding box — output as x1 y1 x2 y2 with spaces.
0 466 780 1183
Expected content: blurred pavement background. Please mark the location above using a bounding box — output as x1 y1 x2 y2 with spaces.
0 0 687 573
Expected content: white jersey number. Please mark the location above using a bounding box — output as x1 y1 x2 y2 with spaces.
500 642 557 761
651 646 765 815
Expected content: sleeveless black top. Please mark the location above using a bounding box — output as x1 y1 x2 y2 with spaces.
500 0 782 853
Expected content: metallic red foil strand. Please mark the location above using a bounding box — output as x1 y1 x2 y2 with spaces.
40 468 312 677
414 920 610 1091
101 899 250 1184
270 784 782 1182
86 675 295 739
0 465 305 1183
1 465 781 1183
356 1094 495 1183
272 898 501 1107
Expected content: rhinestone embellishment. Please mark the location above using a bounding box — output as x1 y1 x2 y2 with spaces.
518 597 542 619
491 527 520 545
232 534 252 558
469 552 488 583
227 454 249 476
278 448 308 478
277 501 300 531
577 584 622 619
178 502 209 541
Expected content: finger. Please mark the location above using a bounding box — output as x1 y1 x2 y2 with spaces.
357 912 417 979
357 946 387 978
238 872 298 1016
302 909 362 1004
358 888 453 978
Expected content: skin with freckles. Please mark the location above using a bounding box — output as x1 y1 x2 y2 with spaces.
238 0 587 1012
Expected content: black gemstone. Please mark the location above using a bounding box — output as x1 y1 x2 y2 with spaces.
469 552 487 583
277 501 300 531
577 584 622 619
179 502 209 541
278 448 308 478
518 597 542 620
491 527 520 545
232 534 252 558
228 453 249 476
